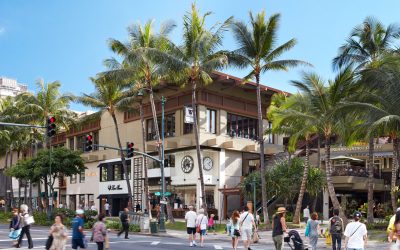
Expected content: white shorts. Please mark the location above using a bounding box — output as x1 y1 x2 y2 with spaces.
241 228 252 241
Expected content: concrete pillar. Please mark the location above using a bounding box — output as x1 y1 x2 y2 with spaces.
323 188 329 220
218 149 226 220
196 179 201 211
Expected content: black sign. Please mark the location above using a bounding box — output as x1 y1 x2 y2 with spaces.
108 184 123 191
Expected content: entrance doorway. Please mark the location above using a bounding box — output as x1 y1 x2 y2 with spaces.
112 197 129 216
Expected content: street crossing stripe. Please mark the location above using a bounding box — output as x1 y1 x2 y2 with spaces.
214 245 223 249
151 241 160 245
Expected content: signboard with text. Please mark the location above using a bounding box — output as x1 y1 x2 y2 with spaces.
99 180 128 195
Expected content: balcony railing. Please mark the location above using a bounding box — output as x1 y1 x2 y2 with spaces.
332 165 380 178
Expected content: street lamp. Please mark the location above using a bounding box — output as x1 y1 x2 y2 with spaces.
159 96 167 232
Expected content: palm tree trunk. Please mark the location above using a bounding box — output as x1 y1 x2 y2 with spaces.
317 134 321 168
391 137 399 212
4 150 9 212
191 79 206 210
255 74 269 225
367 137 374 223
140 101 152 219
293 139 310 224
149 89 161 148
324 135 342 214
111 113 133 210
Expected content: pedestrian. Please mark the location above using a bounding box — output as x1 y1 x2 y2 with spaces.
91 214 108 250
104 201 110 216
49 214 68 250
71 209 87 250
195 208 208 247
90 203 97 211
136 203 141 212
9 208 21 246
303 205 310 224
208 214 216 235
272 207 288 250
117 208 130 239
329 209 343 250
58 203 64 209
387 207 400 239
15 204 34 249
239 206 257 250
308 212 321 250
388 209 400 245
185 205 197 247
230 210 240 250
344 211 367 250
255 212 260 226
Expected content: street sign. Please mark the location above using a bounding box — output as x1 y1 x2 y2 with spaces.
164 191 171 196
160 200 168 204
155 192 161 196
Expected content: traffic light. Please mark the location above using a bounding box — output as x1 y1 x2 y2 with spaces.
46 116 56 137
127 142 134 158
85 134 93 152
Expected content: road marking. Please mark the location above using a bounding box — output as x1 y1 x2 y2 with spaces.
151 241 160 245
214 245 223 249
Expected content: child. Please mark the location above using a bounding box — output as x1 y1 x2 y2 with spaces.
208 214 216 235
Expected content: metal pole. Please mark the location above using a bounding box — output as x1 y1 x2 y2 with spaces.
159 96 166 232
253 177 256 215
48 136 53 217
0 122 45 129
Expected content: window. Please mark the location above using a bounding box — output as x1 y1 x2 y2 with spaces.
79 170 85 183
100 165 108 182
69 137 74 150
100 161 131 182
70 174 77 184
146 114 175 141
227 113 258 140
76 135 85 152
266 122 273 144
184 107 194 134
93 131 99 151
206 109 216 134
112 164 122 181
164 154 175 168
79 195 85 209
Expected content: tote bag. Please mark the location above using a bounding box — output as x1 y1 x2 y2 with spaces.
8 229 22 240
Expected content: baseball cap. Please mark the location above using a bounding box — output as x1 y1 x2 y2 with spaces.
353 211 362 218
396 207 400 212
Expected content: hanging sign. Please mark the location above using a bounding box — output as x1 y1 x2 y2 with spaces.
184 106 194 124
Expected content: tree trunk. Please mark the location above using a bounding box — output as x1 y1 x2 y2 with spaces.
255 74 269 225
9 149 14 206
293 139 310 224
312 196 318 212
18 180 21 205
317 134 321 168
190 79 206 210
140 101 152 219
391 137 399 212
111 113 133 210
28 181 33 211
367 137 374 223
324 135 344 217
4 150 9 212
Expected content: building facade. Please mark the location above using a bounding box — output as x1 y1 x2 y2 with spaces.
0 77 28 98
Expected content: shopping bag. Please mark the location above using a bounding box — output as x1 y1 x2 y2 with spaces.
8 229 21 240
45 235 54 250
325 233 332 245
305 221 310 237
105 235 110 249
252 232 259 243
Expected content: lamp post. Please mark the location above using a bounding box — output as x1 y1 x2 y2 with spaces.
159 96 167 232
252 177 256 214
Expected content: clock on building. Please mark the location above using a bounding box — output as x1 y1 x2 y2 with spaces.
181 156 194 173
203 157 213 171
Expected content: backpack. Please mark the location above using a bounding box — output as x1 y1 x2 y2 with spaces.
330 216 342 233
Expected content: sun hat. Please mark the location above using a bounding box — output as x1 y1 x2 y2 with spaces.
76 209 84 215
277 207 287 214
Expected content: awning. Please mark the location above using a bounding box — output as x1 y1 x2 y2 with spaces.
330 155 364 162
97 194 129 199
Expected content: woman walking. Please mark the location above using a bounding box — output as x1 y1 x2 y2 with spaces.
388 210 400 245
196 208 208 247
208 214 216 235
91 214 108 250
49 214 68 250
9 208 21 246
15 204 33 249
230 211 240 250
308 212 321 250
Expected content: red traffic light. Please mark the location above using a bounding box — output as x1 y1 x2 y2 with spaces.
48 116 56 123
86 135 93 140
128 142 134 148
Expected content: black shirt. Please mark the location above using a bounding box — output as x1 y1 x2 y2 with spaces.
272 215 283 237
120 212 128 223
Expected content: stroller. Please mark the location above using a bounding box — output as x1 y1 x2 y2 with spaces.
284 230 309 250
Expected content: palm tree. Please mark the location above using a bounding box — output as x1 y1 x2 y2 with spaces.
229 10 309 224
77 75 136 210
165 3 232 209
333 17 400 219
291 67 356 218
269 93 318 224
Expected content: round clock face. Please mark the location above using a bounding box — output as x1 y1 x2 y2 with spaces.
181 156 194 173
203 157 213 171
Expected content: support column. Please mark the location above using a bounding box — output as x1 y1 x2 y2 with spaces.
218 149 226 220
323 188 329 220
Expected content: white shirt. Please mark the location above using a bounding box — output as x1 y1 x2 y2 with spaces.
58 204 63 208
185 210 197 228
196 214 208 230
344 221 367 249
104 203 110 210
239 212 254 230
303 208 310 218
91 205 97 211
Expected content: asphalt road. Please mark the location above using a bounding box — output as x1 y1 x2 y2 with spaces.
0 224 273 250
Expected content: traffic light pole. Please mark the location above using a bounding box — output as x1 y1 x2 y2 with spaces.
159 96 166 232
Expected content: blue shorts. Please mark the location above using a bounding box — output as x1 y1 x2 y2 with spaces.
200 229 206 235
72 238 85 249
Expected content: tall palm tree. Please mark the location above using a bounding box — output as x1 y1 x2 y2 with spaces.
229 10 309 224
333 17 400 220
291 67 356 218
269 93 318 224
164 3 232 209
77 75 136 210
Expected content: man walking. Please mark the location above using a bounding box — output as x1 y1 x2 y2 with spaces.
329 209 343 250
71 209 86 250
239 206 257 250
185 205 197 247
117 208 130 239
303 205 310 224
344 211 367 250
104 201 110 216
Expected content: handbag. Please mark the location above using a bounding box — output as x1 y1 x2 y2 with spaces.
45 235 54 250
233 229 241 237
305 220 310 237
196 215 204 233
252 232 259 243
8 229 22 240
25 215 35 225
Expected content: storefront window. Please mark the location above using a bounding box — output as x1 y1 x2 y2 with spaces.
69 137 74 150
227 113 258 140
79 194 85 209
70 174 77 184
79 170 85 183
69 195 76 210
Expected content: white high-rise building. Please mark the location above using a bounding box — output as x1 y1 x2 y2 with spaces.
0 77 28 98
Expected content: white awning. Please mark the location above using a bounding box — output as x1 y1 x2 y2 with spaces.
331 155 364 162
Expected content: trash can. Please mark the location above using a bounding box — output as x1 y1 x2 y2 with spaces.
150 220 158 234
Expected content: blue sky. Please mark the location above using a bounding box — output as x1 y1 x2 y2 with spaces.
1 1 399 111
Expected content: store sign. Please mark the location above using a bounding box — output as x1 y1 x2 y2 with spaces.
108 184 123 191
332 145 383 152
184 106 194 124
99 181 128 194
